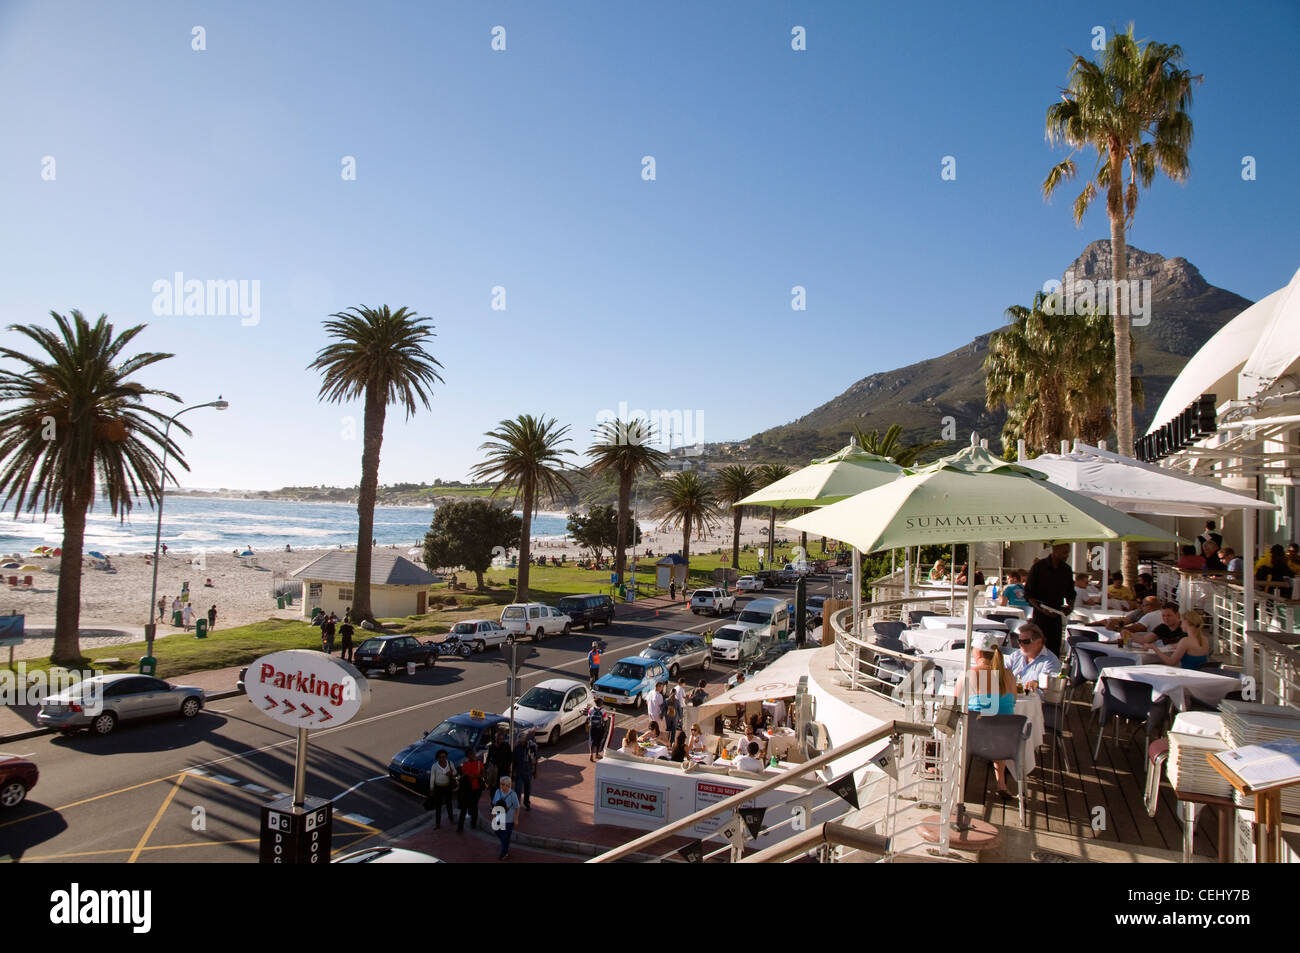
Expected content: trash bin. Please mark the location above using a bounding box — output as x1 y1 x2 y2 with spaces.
311 606 322 622
285 594 294 606
138 655 157 676
171 610 182 627
194 618 207 639
406 662 416 675
276 595 285 609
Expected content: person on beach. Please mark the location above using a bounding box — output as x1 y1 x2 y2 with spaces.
161 543 168 556
181 603 194 632
158 596 167 622
207 604 217 632
321 613 336 654
171 595 182 624
339 617 355 661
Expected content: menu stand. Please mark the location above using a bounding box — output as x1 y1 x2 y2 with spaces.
1206 753 1298 863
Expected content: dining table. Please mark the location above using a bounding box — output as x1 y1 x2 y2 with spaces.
1068 623 1121 643
919 615 1008 631
640 743 670 760
902 628 967 654
1076 640 1157 663
1090 664 1243 712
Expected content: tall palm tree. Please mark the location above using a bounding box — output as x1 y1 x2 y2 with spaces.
714 464 759 568
585 419 667 588
471 415 574 601
308 305 443 622
756 463 792 567
0 311 185 664
852 424 944 468
652 471 719 568
1043 25 1197 589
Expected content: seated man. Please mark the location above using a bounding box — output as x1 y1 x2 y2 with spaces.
1133 572 1155 600
1177 545 1206 571
1006 622 1062 690
1128 603 1184 647
999 570 1030 609
1103 595 1161 631
1106 571 1136 610
1119 598 1166 636
734 741 766 773
1201 539 1226 571
1073 573 1100 606
1222 547 1243 577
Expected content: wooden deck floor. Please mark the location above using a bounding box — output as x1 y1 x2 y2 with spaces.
963 694 1218 858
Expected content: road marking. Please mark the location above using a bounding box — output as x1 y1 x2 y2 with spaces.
210 708 233 713
25 838 262 861
128 774 184 863
212 774 240 785
242 782 269 793
338 812 374 826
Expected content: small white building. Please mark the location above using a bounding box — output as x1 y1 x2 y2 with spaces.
292 551 438 619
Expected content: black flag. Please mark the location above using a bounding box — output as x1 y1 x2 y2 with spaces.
677 840 704 864
826 772 859 809
739 806 767 840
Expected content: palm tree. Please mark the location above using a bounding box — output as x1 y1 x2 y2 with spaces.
756 463 792 567
585 419 667 588
308 305 443 622
0 311 185 664
852 424 944 468
714 464 759 569
653 471 719 568
471 415 575 601
1043 25 1197 590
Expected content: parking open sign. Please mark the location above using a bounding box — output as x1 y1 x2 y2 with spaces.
598 780 667 820
246 649 370 730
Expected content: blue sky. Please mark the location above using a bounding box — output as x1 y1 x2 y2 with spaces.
1 0 1297 491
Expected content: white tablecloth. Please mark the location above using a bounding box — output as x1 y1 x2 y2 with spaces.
641 744 670 759
762 700 787 727
982 605 1026 619
1070 607 1117 623
920 615 1008 630
903 628 965 654
1068 623 1121 643
1076 641 1156 663
1090 664 1242 712
919 648 969 687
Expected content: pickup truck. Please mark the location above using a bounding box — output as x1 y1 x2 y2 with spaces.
690 587 736 615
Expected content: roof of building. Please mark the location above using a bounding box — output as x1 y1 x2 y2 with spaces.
656 554 687 565
291 551 438 586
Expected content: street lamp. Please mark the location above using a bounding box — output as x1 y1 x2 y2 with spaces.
144 398 230 659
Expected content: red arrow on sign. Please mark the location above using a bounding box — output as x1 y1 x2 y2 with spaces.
319 708 334 722
300 703 315 718
282 699 296 713
263 696 279 710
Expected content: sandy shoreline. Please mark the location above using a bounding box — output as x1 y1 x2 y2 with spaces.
0 516 805 635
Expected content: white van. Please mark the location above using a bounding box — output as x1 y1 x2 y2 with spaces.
732 596 790 644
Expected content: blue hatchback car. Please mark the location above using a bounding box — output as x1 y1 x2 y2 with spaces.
592 656 670 709
388 711 536 796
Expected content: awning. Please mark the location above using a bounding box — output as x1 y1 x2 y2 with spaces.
691 648 812 726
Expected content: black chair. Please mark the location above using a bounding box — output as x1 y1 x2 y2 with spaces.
907 610 937 626
1065 626 1101 662
872 620 906 641
1039 677 1072 778
966 714 1033 826
1093 675 1172 761
1072 643 1133 698
869 636 916 686
984 612 1018 625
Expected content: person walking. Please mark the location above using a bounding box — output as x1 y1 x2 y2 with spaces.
339 617 355 662
321 613 336 654
588 700 608 762
181 603 194 633
171 595 182 626
669 581 677 602
587 642 601 685
488 730 513 788
512 730 538 811
207 604 217 633
492 776 521 860
157 596 167 623
457 751 484 832
423 749 458 828
1025 542 1075 657
646 682 665 727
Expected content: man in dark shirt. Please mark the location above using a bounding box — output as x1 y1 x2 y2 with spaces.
1025 543 1074 656
1197 520 1223 549
1130 604 1183 647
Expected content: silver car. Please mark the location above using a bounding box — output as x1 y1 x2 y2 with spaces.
639 633 712 678
37 674 206 737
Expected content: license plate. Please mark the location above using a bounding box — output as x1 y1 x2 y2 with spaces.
400 774 416 784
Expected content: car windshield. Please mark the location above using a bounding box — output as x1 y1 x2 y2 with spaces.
517 687 564 711
502 607 524 619
715 629 744 642
610 662 646 679
648 638 682 653
423 720 481 749
451 623 477 634
738 611 770 625
357 638 386 653
808 597 826 607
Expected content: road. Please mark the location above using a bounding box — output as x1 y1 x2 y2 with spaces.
0 582 829 863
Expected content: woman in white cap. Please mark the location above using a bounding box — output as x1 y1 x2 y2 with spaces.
953 630 1017 795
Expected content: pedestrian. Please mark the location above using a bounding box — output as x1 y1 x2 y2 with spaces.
321 613 336 654
588 701 608 762
171 595 182 625
513 730 537 810
647 682 665 726
207 604 217 632
339 617 355 662
161 543 168 556
344 605 352 625
422 750 458 828
1025 542 1075 657
488 729 513 786
492 776 521 860
703 628 713 649
690 678 708 707
664 698 678 737
157 596 167 623
182 603 194 632
587 641 601 684
674 678 688 718
669 581 676 601
457 751 484 832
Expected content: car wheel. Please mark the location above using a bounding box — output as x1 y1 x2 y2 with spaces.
548 726 560 746
0 779 27 808
534 628 544 641
92 711 117 736
385 661 399 677
669 663 680 678
475 640 486 654
562 623 571 636
692 609 699 615
427 653 438 667
458 644 472 659
180 696 202 718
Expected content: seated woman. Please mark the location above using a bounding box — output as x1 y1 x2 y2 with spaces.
619 728 642 757
928 559 949 582
1176 544 1206 572
670 731 687 763
1150 609 1211 671
686 724 707 755
638 720 664 747
954 563 984 586
953 632 1018 796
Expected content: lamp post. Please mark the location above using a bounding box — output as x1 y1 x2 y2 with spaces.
144 398 230 658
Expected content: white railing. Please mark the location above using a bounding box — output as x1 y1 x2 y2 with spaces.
1152 561 1300 664
1242 630 1300 710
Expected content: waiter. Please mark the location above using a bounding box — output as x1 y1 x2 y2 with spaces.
1025 542 1074 656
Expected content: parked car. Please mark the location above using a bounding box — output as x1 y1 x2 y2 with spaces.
37 674 205 737
806 595 828 621
640 633 712 678
353 634 438 676
446 619 510 653
736 575 765 592
0 753 38 808
334 847 443 863
388 712 536 795
592 657 670 708
710 623 768 664
500 603 573 640
733 596 792 644
756 569 785 588
690 587 735 615
556 594 615 630
509 678 594 746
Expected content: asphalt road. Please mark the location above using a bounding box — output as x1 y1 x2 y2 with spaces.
0 582 830 863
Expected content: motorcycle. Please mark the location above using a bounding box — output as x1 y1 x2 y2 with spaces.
437 638 473 659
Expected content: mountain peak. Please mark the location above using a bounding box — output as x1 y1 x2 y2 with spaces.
1064 239 1209 298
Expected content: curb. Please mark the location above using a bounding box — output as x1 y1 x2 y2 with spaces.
392 805 665 862
0 687 244 744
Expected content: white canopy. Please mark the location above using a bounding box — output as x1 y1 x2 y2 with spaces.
1023 444 1278 518
690 648 811 726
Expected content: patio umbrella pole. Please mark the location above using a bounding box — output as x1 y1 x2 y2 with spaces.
852 546 861 638
949 544 956 614
1101 544 1110 611
955 554 976 831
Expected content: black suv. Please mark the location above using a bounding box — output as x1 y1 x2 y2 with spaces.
755 569 784 588
557 594 615 630
354 635 438 676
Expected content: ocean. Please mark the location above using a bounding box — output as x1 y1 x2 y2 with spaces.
0 496 572 555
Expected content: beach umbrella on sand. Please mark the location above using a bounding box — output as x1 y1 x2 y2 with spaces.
786 442 1179 821
735 441 906 632
87 551 107 561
